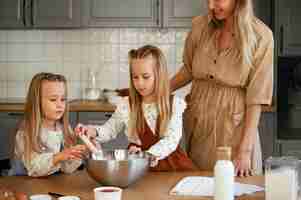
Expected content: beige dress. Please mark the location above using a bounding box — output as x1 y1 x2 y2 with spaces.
181 15 274 174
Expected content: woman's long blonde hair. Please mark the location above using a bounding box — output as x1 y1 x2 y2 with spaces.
128 45 171 138
22 72 75 163
209 0 257 67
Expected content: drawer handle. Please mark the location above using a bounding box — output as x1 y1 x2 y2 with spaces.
8 112 24 116
105 114 112 118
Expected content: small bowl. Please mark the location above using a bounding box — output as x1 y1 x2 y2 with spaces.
103 90 121 104
83 88 104 100
85 149 150 188
30 194 52 200
58 196 80 200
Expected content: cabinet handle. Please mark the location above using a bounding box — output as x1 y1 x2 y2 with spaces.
30 0 34 26
22 0 26 26
156 0 160 26
280 25 284 54
8 112 24 117
105 114 112 118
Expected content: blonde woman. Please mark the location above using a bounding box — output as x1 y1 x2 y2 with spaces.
171 0 274 176
76 45 196 171
12 73 87 177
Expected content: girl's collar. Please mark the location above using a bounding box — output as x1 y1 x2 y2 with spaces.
42 121 60 131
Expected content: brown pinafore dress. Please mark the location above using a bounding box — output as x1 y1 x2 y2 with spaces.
128 97 196 172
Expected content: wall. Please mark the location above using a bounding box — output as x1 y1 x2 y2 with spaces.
0 28 190 99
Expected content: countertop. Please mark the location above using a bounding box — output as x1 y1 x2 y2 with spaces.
0 170 264 200
0 99 116 112
0 98 276 112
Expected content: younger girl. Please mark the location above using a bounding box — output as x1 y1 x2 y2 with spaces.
76 45 196 171
12 72 87 177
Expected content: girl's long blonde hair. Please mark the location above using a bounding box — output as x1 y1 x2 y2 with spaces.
128 45 171 138
22 72 75 163
208 0 257 67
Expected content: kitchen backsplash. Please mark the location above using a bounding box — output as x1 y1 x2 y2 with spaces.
0 28 191 99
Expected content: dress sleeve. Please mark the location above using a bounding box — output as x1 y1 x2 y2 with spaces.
246 30 274 106
147 97 186 160
26 152 60 177
15 130 60 177
94 98 127 143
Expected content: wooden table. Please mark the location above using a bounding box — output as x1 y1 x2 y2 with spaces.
0 170 264 200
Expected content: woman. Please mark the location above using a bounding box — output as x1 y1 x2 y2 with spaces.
170 0 273 177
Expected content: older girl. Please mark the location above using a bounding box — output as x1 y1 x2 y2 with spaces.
76 45 196 171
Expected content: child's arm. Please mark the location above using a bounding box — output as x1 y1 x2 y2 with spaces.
15 131 85 177
14 130 61 177
147 98 186 160
75 98 127 144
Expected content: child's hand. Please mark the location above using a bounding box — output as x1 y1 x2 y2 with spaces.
146 152 159 167
74 123 97 140
72 144 89 156
54 145 87 164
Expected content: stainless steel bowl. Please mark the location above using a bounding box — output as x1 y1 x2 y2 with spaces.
85 149 150 188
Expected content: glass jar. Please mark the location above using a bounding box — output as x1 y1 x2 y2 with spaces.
265 156 299 200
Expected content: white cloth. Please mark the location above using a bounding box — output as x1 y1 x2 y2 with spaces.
170 176 264 196
14 125 82 177
95 96 186 160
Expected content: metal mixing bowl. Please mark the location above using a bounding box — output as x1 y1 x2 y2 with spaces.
85 149 150 188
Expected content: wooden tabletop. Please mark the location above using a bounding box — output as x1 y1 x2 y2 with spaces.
0 99 275 113
0 170 264 200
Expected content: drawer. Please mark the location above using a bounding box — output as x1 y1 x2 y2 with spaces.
279 140 301 159
77 112 112 125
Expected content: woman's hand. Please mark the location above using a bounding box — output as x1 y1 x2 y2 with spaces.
74 123 97 140
233 150 253 177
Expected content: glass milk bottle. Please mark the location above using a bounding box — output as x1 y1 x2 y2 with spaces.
214 146 234 200
265 156 299 200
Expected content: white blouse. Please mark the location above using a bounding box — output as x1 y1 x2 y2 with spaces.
14 126 82 177
95 96 186 160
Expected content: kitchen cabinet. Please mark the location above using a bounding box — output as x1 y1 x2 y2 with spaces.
163 0 205 28
163 0 271 28
77 112 129 151
276 0 301 56
0 112 24 160
253 0 272 28
83 0 204 28
82 0 160 28
0 0 25 28
258 112 276 161
278 140 301 159
0 0 82 29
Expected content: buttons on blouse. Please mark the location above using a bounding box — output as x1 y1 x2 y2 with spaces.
206 74 214 80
